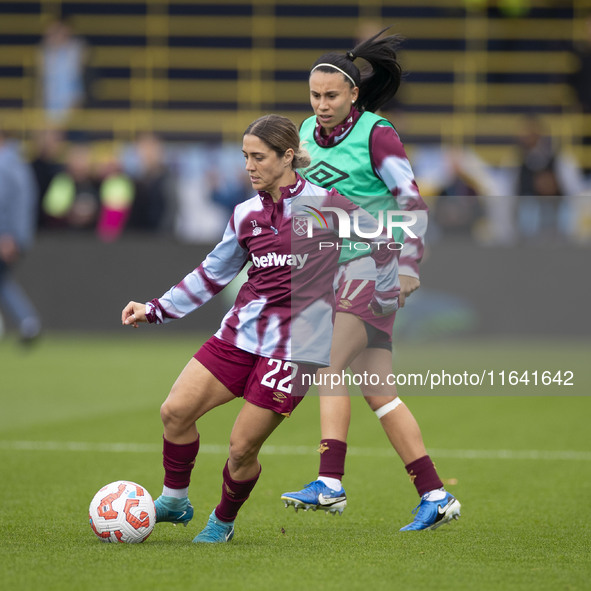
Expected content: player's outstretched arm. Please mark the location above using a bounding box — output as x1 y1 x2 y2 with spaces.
121 301 148 328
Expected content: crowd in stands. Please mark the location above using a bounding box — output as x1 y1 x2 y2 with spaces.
4 12 591 253
27 130 175 242
4 116 590 248
414 115 589 246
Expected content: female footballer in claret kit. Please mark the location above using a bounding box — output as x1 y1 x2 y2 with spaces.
280 29 461 531
121 114 400 543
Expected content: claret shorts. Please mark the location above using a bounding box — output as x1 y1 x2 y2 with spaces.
334 259 396 350
194 336 318 417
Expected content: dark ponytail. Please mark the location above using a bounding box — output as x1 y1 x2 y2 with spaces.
310 27 403 114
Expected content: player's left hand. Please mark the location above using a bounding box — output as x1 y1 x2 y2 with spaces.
398 275 420 308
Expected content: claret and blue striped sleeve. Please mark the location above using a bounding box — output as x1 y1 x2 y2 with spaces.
370 123 428 279
146 215 249 324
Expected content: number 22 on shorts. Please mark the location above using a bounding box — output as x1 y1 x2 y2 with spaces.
261 359 298 393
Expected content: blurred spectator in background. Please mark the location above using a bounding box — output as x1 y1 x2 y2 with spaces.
570 13 591 115
126 133 175 233
432 147 486 239
512 115 585 240
29 127 66 229
42 143 100 231
208 167 251 218
36 19 89 124
0 127 42 343
413 146 508 243
96 151 135 243
569 12 591 173
172 144 242 243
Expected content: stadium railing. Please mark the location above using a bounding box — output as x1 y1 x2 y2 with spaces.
0 0 590 168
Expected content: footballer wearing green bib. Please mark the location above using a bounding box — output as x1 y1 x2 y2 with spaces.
281 29 461 531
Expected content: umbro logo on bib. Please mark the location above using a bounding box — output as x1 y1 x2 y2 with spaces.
305 161 349 188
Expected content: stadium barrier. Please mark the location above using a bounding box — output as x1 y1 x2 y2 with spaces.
12 233 589 337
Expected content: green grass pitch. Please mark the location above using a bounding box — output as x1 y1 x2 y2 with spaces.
1 334 589 591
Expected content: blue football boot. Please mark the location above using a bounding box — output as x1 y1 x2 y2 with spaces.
399 490 461 531
193 510 235 543
154 495 194 527
281 480 347 515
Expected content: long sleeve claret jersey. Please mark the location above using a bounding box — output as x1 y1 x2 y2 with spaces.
146 174 400 366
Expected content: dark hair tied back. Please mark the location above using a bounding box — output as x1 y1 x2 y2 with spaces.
351 27 403 113
310 27 403 114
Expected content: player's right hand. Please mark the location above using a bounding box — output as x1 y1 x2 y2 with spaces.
121 301 147 328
